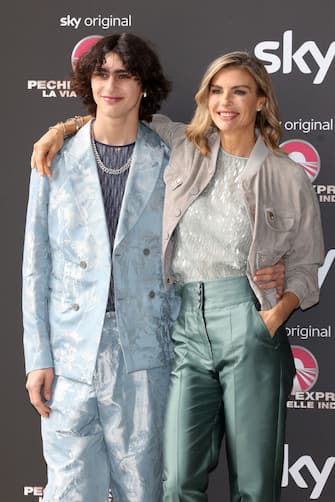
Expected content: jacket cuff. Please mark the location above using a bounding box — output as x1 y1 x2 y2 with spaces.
284 280 319 311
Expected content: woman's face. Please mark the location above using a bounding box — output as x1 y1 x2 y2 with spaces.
208 66 265 144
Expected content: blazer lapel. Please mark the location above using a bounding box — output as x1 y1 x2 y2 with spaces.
114 122 165 248
65 120 111 257
64 120 165 254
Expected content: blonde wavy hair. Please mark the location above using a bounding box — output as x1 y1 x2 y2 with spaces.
186 51 282 155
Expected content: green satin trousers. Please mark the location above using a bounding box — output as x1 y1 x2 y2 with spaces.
163 277 295 502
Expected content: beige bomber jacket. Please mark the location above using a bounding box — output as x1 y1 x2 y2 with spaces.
151 115 324 311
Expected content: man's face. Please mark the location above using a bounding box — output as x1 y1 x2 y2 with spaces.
91 52 143 123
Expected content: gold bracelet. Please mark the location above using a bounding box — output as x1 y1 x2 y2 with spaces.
66 117 77 132
74 115 83 131
62 116 83 137
63 120 72 137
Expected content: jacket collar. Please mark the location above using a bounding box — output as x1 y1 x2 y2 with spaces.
240 134 269 183
204 132 269 184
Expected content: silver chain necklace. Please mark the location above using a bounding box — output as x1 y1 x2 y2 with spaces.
90 123 133 175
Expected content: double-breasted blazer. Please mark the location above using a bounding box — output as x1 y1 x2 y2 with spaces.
22 121 175 384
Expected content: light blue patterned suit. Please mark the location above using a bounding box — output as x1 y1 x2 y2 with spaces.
22 121 177 501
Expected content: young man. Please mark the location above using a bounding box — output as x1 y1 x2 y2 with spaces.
23 33 174 502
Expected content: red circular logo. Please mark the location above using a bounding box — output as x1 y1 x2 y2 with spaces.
71 35 103 69
291 345 319 394
280 139 321 181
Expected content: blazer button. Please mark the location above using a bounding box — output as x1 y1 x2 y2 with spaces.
175 208 182 217
143 248 150 255
149 291 156 298
72 303 80 311
79 261 87 269
191 187 200 196
268 211 275 221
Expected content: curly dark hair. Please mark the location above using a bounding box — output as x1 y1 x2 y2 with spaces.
70 33 171 121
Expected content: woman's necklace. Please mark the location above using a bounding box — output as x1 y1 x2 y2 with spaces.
90 123 133 175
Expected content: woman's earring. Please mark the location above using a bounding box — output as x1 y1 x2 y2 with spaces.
143 91 147 98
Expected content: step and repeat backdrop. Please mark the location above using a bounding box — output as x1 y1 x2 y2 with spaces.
2 0 334 500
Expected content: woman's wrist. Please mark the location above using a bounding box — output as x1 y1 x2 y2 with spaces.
63 116 84 137
48 116 86 139
48 122 66 137
271 292 299 325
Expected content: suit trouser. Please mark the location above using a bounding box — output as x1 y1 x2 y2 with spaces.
163 277 296 502
41 312 170 502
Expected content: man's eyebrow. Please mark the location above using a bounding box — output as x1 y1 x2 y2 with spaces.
96 67 130 74
114 69 131 74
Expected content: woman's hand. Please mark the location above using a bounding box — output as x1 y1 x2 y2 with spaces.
259 291 299 337
31 127 64 177
254 259 285 299
259 309 283 337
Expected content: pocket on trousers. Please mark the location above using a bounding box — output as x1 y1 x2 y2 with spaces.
252 304 280 348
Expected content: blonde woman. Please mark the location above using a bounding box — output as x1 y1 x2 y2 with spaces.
155 52 323 502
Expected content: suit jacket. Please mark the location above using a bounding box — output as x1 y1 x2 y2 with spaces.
22 120 175 384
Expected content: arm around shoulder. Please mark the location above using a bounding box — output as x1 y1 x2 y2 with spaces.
31 115 91 176
149 114 186 148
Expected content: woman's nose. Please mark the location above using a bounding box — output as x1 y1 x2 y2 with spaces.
220 92 232 105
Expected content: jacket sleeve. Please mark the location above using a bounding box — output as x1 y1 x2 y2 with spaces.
22 169 53 374
149 114 186 148
284 169 325 310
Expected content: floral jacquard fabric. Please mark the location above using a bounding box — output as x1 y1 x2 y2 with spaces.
22 121 176 383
